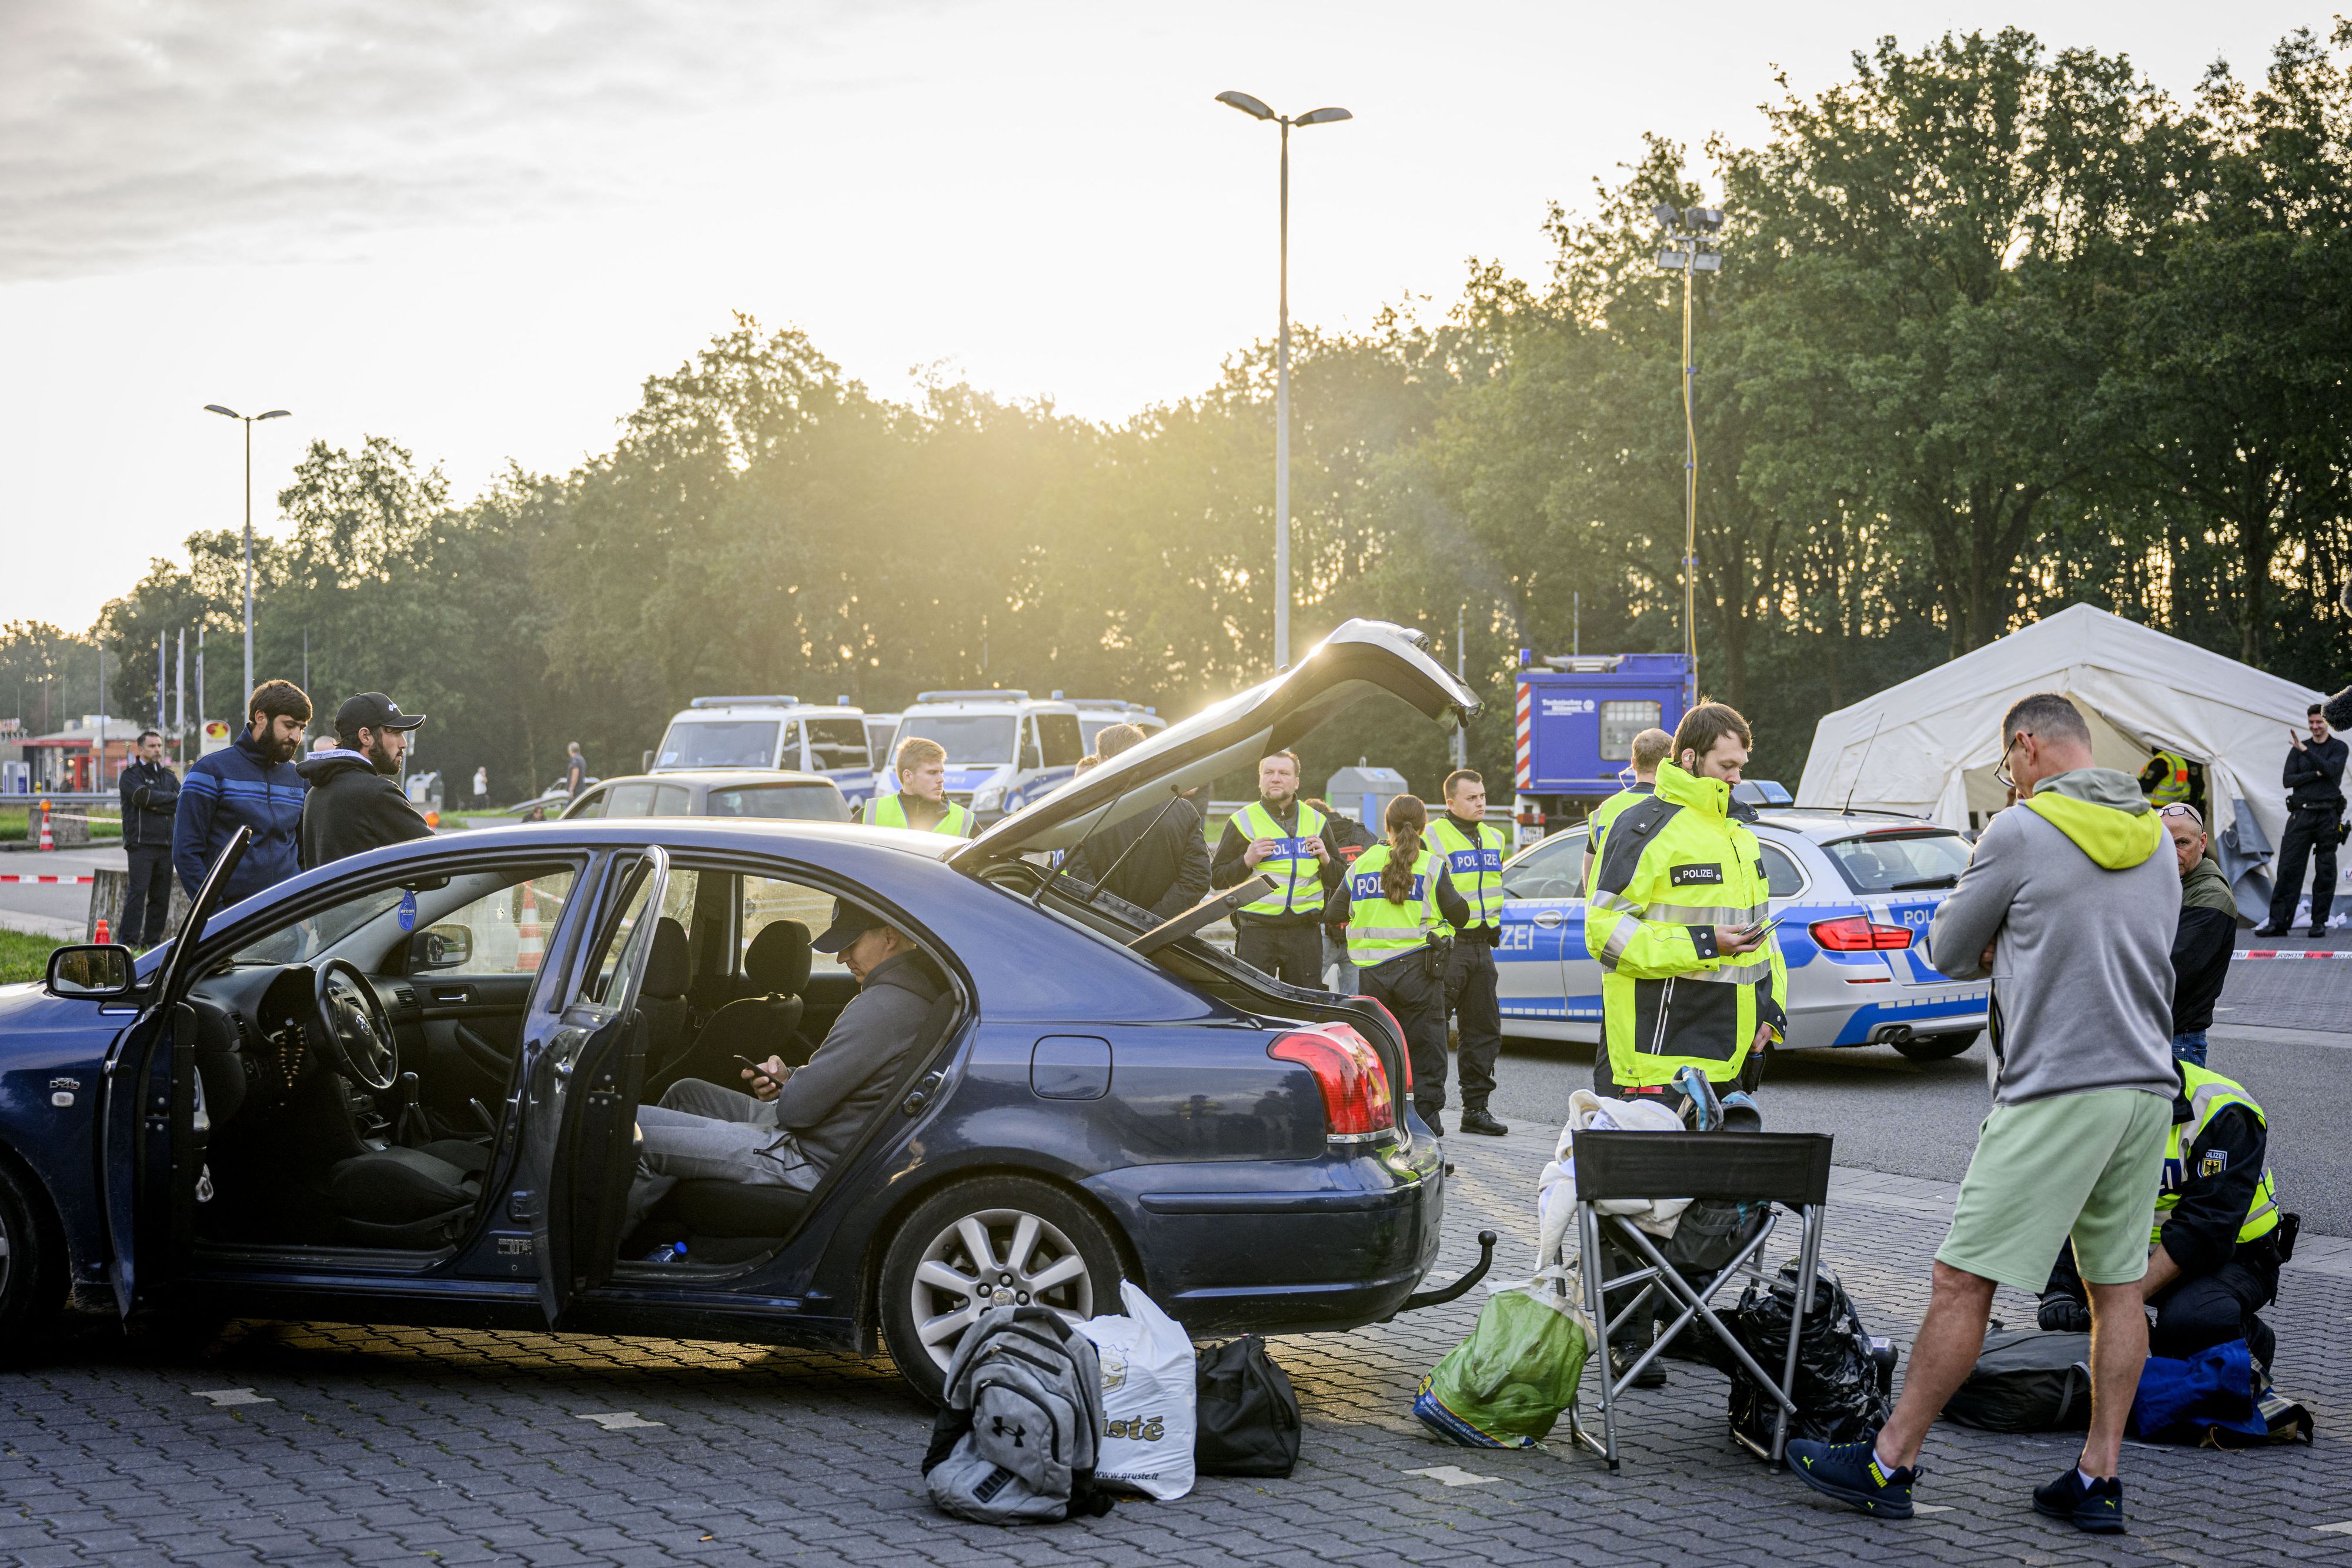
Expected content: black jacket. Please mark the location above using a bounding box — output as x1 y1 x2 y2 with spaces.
296 749 433 870
118 759 181 851
1063 795 1212 920
2160 1100 2276 1280
2284 734 2348 815
2170 905 2236 1035
1209 798 1345 927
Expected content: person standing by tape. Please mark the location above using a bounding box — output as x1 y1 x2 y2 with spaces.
1430 768 1509 1136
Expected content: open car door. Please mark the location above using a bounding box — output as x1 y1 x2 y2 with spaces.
949 617 1480 880
519 846 668 1323
99 827 250 1316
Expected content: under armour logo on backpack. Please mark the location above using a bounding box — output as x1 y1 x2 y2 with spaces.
990 1415 1028 1447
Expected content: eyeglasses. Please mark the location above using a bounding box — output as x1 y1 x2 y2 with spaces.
1994 731 2032 791
2159 803 2204 828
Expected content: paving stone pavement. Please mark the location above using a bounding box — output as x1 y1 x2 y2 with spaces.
2 1124 2347 1567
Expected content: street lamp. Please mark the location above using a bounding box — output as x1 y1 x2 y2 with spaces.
1217 89 1352 671
1654 205 1723 701
203 404 291 706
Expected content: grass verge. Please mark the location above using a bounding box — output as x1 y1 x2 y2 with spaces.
0 928 64 984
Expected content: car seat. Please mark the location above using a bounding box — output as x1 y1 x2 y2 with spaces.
644 921 811 1101
634 917 695 1084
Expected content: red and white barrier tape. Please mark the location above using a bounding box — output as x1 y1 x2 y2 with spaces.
2234 948 2352 960
0 873 95 884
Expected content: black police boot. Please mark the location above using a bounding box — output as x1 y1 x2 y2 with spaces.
1459 1106 1509 1137
1608 1333 1668 1388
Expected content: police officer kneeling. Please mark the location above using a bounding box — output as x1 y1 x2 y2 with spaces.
1585 701 1788 1105
1326 794 1471 1138
2040 1061 2289 1370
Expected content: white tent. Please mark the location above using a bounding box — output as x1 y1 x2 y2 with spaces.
1795 604 2327 914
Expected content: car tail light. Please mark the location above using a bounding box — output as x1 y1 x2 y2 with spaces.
1808 915 1913 951
1354 995 1411 1095
1269 1023 1396 1142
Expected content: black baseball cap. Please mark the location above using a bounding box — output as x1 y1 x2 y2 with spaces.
336 692 426 736
811 898 887 953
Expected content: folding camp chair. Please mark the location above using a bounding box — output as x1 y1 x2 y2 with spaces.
1563 1129 1835 1470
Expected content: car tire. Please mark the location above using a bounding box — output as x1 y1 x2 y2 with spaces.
880 1174 1124 1405
1895 1030 1978 1062
0 1155 66 1358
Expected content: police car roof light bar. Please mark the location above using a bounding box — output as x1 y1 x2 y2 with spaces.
917 690 1032 703
690 694 797 708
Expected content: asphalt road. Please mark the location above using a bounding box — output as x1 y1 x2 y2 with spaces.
1487 1006 2352 1239
0 842 120 939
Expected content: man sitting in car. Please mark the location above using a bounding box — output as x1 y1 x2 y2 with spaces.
624 899 946 1238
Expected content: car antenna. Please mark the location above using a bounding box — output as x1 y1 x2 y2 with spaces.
1844 712 1886 817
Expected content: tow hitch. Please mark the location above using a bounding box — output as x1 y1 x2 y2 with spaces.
1390 1229 1498 1318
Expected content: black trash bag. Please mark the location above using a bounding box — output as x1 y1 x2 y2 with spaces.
1194 1335 1301 1477
1722 1262 1894 1457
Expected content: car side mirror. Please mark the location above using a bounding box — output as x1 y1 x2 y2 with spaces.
1021 743 1042 770
409 923 473 971
47 944 135 998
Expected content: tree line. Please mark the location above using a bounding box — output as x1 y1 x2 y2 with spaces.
21 25 2352 801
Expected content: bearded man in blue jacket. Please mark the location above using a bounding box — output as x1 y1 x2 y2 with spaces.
174 679 312 902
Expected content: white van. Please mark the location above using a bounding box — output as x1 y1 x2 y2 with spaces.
650 696 876 808
881 690 1084 825
1067 698 1167 755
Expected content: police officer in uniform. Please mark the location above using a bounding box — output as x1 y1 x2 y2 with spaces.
1585 703 1788 1103
1325 794 1471 1135
2040 1061 2288 1368
866 736 973 835
2257 704 2347 937
1582 727 1673 893
1431 768 1509 1136
1210 750 1341 985
2137 748 2203 815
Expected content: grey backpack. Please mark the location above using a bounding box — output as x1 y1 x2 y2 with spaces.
923 1306 1114 1524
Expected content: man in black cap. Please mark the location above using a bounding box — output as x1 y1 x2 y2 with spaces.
623 898 948 1245
298 692 432 870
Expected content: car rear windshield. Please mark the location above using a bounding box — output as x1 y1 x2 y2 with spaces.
803 718 871 773
707 784 850 821
898 714 1016 765
1820 829 1974 894
657 720 777 770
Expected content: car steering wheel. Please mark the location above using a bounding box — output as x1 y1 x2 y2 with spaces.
313 959 399 1092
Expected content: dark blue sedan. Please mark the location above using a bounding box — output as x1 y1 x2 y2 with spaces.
0 621 1479 1398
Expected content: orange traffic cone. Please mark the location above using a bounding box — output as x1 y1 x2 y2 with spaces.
516 887 543 972
94 917 111 944
36 799 53 852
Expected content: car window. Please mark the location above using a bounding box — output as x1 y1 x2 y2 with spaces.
657 719 779 770
230 886 408 966
583 860 661 1004
1019 718 1043 771
900 714 1015 765
601 782 659 818
1036 713 1084 768
741 872 853 977
707 784 850 821
653 784 691 815
1759 842 1807 899
425 868 581 975
1504 831 1587 901
566 785 609 820
1820 830 1973 894
805 719 870 773
863 718 896 757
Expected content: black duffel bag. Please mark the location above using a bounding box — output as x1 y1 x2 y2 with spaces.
1194 1335 1301 1477
1943 1329 2093 1433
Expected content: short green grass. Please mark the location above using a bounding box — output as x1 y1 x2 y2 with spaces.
0 928 64 984
0 807 121 842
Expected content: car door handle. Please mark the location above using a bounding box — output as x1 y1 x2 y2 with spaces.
1532 911 1564 928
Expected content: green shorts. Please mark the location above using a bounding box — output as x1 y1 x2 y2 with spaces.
1936 1088 2170 1293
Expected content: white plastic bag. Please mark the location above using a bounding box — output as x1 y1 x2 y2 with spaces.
1073 1280 1197 1500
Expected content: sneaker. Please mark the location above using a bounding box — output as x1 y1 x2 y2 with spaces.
1787 1432 1916 1519
1459 1107 1509 1136
2033 1469 2124 1533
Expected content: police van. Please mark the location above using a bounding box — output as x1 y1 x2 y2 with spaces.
881 690 1084 825
650 696 876 808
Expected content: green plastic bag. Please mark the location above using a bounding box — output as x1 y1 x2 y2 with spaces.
1413 1286 1588 1448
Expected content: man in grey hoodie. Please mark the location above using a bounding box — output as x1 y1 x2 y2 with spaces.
1789 693 2179 1534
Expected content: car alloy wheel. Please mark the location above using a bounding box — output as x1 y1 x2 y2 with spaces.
0 1159 63 1355
909 1206 1094 1369
880 1173 1122 1402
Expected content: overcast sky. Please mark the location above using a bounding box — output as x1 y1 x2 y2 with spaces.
1 0 2324 631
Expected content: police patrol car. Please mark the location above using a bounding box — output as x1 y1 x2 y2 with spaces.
1494 804 1990 1059
880 691 1085 826
649 696 876 808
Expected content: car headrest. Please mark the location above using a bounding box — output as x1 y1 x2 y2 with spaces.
745 920 812 997
646 917 691 999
